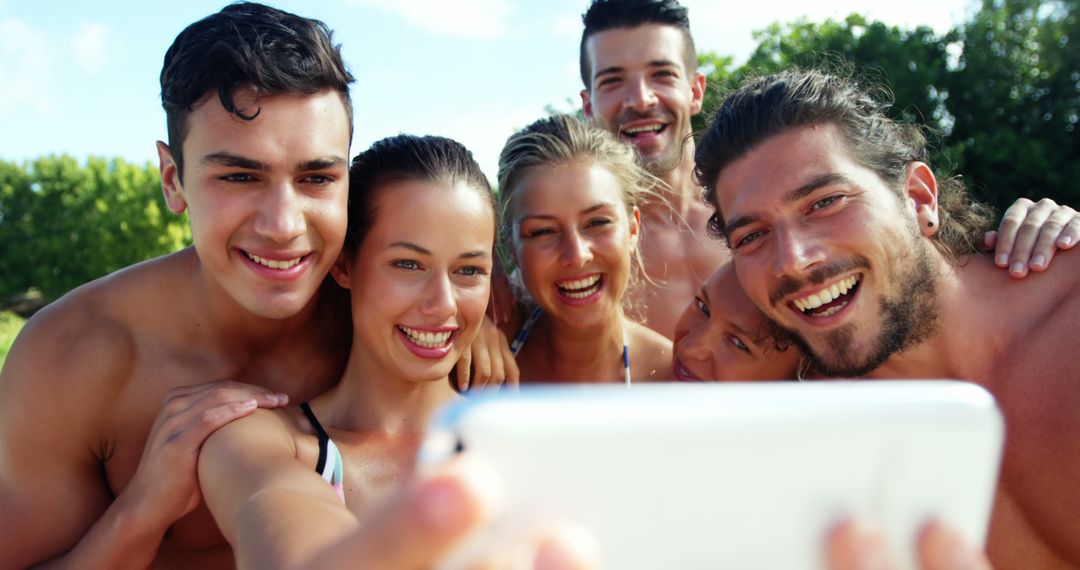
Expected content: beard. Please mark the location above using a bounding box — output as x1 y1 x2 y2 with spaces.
613 109 686 176
637 135 686 176
787 237 940 378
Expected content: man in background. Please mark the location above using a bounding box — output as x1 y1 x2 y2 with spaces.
579 0 728 338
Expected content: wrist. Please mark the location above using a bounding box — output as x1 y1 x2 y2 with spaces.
109 484 174 545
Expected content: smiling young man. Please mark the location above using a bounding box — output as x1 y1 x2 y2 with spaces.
578 0 729 339
0 4 355 567
696 68 1080 567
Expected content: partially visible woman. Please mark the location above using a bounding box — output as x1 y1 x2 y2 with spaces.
672 262 800 382
195 134 497 569
496 115 672 384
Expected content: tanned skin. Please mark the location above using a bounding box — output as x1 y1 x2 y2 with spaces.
581 24 729 339
715 123 1080 568
0 90 352 569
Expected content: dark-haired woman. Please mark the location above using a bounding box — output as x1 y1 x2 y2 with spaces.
196 134 497 568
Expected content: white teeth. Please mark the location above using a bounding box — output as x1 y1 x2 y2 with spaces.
558 275 600 290
622 124 663 135
793 275 860 313
399 326 453 349
557 274 602 299
248 253 302 270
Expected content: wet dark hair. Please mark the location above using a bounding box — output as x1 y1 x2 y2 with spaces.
579 0 696 89
346 134 495 253
695 68 994 263
160 2 354 182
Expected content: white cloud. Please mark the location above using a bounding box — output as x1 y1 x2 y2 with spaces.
349 0 511 39
72 22 108 75
0 18 54 115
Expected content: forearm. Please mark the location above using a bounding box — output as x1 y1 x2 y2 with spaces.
31 490 170 570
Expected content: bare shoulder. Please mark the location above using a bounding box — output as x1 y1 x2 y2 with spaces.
628 322 673 381
199 407 311 492
989 253 1080 565
203 407 301 459
0 251 196 565
1 249 196 401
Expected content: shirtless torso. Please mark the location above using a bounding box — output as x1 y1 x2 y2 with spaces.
0 250 350 568
634 189 729 339
867 255 1080 567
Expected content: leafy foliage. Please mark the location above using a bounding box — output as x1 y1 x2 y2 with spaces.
0 311 26 370
695 0 1079 214
0 157 191 301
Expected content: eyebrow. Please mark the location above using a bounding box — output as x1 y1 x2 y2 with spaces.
594 59 680 81
200 153 346 172
721 172 851 242
298 156 347 171
389 241 491 260
519 202 615 223
202 152 269 171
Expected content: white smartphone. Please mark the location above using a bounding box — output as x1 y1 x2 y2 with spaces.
419 381 1003 570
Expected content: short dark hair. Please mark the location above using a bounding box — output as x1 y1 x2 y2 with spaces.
579 0 696 89
160 2 354 182
695 68 994 263
346 135 495 253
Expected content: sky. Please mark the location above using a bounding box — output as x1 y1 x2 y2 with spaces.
0 0 977 181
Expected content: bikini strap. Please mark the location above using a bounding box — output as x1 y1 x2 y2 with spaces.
509 305 544 357
299 402 330 475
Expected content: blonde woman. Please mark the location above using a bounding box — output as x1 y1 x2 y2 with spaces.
496 115 672 384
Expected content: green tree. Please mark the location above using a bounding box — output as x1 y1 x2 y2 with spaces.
944 0 1080 209
695 2 1079 213
697 15 951 144
0 157 191 302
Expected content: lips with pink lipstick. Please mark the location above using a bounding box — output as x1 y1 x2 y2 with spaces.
396 324 457 358
673 358 704 382
555 273 604 305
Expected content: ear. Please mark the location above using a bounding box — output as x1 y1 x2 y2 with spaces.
581 89 595 121
157 141 187 214
628 205 642 249
688 71 707 117
329 250 353 290
904 161 939 237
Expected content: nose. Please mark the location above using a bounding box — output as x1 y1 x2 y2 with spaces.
773 223 824 278
254 181 306 243
677 321 716 364
421 272 457 321
624 76 658 112
558 230 593 268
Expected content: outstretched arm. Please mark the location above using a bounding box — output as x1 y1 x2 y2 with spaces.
198 409 358 570
987 197 1078 277
305 457 597 570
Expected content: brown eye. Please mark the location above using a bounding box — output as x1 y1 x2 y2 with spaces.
811 195 841 211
